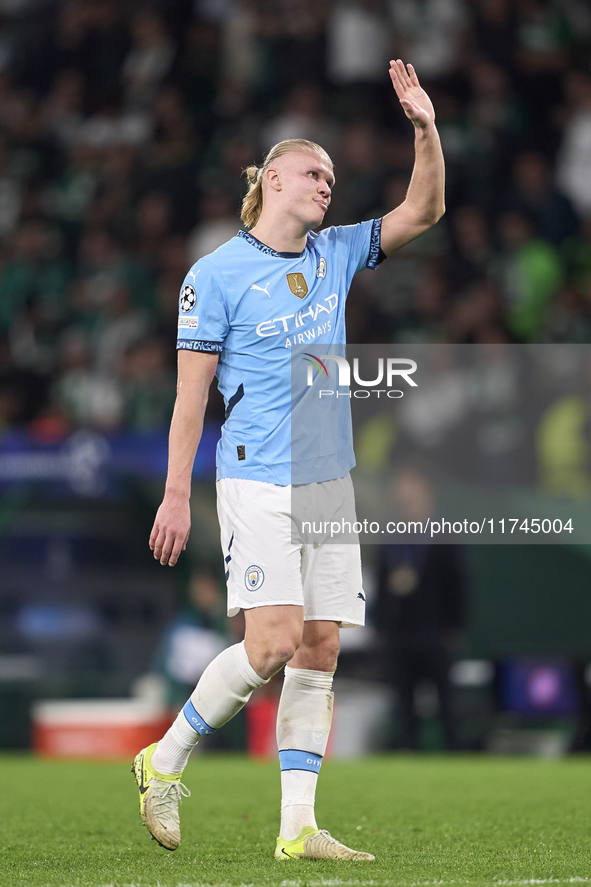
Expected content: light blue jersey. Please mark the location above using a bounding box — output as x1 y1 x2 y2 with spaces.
177 220 384 485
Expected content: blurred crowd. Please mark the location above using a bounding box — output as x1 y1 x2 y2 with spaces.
0 0 591 436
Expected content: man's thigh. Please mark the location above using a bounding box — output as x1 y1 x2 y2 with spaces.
244 604 304 647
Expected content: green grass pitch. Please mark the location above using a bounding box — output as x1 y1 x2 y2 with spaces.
2 753 591 887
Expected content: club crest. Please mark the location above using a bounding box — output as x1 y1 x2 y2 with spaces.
245 565 264 590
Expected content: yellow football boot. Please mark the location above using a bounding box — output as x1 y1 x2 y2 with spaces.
131 742 190 850
275 825 375 861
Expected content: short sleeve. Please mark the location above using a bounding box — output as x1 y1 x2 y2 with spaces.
332 218 385 282
176 259 229 354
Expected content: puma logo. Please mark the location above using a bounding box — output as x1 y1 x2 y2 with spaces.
250 281 271 297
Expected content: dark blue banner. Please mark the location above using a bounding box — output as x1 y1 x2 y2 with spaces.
0 425 219 496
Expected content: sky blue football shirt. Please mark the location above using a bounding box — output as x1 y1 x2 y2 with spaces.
177 219 383 485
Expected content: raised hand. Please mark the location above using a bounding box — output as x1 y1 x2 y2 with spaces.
389 59 435 129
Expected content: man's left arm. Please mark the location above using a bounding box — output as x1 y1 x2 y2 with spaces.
380 60 445 256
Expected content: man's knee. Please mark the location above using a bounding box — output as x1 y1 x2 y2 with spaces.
314 637 340 672
244 604 304 679
252 638 301 678
327 638 341 667
292 632 340 672
246 631 303 680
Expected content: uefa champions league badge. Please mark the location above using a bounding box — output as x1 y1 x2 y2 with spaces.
245 565 264 591
180 284 196 312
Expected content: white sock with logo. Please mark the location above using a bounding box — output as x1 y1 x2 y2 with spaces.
152 641 268 775
276 666 334 841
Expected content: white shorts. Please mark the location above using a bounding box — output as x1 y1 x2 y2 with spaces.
216 476 365 628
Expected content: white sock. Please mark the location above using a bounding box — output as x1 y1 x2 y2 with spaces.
277 666 334 840
152 641 268 774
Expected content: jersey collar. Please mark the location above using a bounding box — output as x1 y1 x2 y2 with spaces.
238 229 306 259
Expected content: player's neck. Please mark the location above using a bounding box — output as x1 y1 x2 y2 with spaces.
248 216 309 254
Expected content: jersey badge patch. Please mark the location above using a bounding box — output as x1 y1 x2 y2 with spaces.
180 284 196 313
286 272 308 299
316 258 326 279
178 316 198 329
245 565 264 591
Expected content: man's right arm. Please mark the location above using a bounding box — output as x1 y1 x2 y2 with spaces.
150 349 219 566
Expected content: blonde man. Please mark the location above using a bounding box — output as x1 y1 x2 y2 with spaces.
133 60 444 861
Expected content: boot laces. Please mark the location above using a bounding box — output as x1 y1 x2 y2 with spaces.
317 829 337 843
152 779 191 815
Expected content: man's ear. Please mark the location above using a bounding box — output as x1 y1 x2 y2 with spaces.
265 165 282 192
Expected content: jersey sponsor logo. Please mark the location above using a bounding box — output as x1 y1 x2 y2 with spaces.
286 272 308 299
178 316 198 329
256 293 338 338
245 565 264 590
180 284 197 312
285 321 332 347
316 257 326 279
250 281 271 297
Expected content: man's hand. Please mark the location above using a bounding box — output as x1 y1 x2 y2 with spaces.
389 59 435 129
149 492 191 566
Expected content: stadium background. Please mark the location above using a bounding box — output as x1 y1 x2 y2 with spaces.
0 0 591 757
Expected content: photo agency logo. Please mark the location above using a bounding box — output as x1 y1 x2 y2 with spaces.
303 353 418 398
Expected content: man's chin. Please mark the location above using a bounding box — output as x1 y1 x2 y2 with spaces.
300 209 327 232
